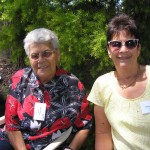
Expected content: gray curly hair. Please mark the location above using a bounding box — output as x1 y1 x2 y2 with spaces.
23 28 59 56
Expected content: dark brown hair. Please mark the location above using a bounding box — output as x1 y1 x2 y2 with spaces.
107 13 140 42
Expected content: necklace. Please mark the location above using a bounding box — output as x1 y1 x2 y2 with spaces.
116 65 140 89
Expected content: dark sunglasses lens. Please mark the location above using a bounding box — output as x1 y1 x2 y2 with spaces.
110 41 121 48
126 40 138 49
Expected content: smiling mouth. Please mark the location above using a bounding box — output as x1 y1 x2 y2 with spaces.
118 56 130 60
38 66 47 69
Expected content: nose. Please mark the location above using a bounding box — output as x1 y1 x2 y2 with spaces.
119 44 128 52
37 54 44 63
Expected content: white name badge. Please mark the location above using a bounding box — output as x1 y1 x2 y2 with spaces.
140 101 150 114
33 102 46 121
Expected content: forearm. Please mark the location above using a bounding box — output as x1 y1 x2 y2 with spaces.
69 129 90 150
94 105 113 150
7 130 27 150
95 133 113 150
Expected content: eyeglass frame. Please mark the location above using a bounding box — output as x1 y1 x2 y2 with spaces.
108 39 139 52
29 49 55 60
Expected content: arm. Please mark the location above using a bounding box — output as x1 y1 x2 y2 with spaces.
66 79 92 150
68 129 90 150
7 130 27 150
5 71 28 150
94 105 113 150
5 96 27 150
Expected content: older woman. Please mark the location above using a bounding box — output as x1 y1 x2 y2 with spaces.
87 13 150 149
0 28 92 150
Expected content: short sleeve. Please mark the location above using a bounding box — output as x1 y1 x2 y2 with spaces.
87 78 104 107
5 70 24 131
87 73 113 107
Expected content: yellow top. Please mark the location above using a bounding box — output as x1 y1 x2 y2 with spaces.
88 65 150 150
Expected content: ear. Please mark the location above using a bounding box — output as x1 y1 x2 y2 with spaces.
137 44 141 57
107 47 112 59
56 48 60 62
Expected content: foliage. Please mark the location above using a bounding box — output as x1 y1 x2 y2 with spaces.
0 1 116 149
0 0 149 149
120 0 150 65
0 0 115 89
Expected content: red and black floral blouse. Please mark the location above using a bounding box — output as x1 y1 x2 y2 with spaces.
0 67 92 150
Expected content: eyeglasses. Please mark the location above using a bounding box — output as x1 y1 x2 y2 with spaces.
108 39 139 51
30 50 54 60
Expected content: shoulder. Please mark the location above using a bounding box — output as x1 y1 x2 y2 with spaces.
87 72 113 106
94 72 112 88
56 68 84 88
89 71 113 95
11 67 32 88
97 72 111 81
12 69 25 78
146 65 150 72
90 72 113 98
12 67 32 78
56 67 80 82
143 65 150 77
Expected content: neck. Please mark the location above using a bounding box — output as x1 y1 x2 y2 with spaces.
115 64 140 89
115 64 140 79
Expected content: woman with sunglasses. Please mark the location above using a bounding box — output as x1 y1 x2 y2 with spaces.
0 28 92 150
87 13 150 149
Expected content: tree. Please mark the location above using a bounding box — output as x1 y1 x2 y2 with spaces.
121 0 150 64
1 0 135 149
0 0 116 89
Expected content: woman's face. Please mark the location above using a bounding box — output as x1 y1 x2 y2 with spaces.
107 30 141 69
29 42 60 84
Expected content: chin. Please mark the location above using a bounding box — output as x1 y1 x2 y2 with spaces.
38 76 48 84
119 64 130 68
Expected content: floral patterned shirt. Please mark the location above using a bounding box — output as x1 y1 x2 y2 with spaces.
0 67 92 150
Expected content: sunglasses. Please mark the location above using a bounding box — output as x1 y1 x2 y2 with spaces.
30 50 54 60
108 39 139 51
